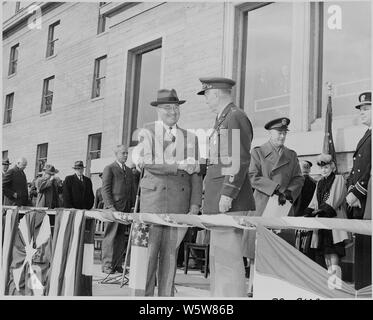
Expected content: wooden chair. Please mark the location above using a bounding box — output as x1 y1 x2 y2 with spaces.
94 220 105 259
184 242 210 278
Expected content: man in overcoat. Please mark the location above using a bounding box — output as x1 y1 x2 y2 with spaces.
63 161 94 209
345 91 371 290
197 77 255 297
137 88 202 296
2 157 29 206
244 118 304 260
101 145 136 274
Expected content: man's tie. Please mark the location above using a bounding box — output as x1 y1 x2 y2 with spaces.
168 127 176 143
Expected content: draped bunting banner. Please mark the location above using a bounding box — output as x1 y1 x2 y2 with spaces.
254 225 371 299
1 207 371 297
5 210 52 296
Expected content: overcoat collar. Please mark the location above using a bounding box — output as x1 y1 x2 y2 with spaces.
214 103 234 130
260 141 291 171
354 128 371 155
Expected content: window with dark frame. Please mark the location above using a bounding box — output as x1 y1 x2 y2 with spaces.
46 20 60 57
41 76 55 114
86 133 102 175
4 93 14 124
124 40 162 146
35 143 48 177
92 55 107 98
8 43 19 75
3 150 9 162
235 3 292 129
97 13 106 34
317 1 371 119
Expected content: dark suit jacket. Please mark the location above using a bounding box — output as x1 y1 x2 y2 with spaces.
2 166 29 206
292 175 316 217
63 174 94 209
346 128 371 219
101 162 135 212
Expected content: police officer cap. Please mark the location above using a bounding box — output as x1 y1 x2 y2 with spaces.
264 117 290 131
355 91 371 109
197 77 236 95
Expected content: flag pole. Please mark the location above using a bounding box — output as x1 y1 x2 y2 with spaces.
323 81 338 173
120 167 144 287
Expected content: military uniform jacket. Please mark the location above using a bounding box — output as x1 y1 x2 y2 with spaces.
138 122 202 214
203 103 255 215
249 141 304 216
346 128 371 219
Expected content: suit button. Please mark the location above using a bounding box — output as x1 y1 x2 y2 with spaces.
181 174 184 177
353 157 356 160
181 188 185 191
358 169 361 172
352 171 354 174
163 187 166 190
359 154 361 157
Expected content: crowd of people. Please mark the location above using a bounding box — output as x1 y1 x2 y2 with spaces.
2 78 371 297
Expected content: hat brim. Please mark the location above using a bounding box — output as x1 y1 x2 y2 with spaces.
150 100 186 107
267 127 289 132
355 102 371 109
44 170 58 175
197 89 205 95
73 166 85 169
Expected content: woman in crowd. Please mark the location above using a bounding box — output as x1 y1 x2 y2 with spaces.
304 153 349 279
35 164 63 209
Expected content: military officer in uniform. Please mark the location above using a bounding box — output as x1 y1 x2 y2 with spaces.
198 77 255 297
346 91 371 290
244 118 304 261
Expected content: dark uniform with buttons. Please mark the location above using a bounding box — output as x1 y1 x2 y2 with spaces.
198 77 255 297
346 91 371 290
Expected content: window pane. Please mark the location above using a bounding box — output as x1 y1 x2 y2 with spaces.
90 134 101 151
135 48 161 129
3 151 9 161
243 3 293 127
39 144 48 158
321 2 371 117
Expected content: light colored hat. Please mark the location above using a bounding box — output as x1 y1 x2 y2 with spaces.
316 153 333 166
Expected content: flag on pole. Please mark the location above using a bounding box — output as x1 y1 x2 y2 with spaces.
322 83 338 172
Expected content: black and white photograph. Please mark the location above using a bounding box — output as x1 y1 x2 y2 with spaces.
1 0 372 306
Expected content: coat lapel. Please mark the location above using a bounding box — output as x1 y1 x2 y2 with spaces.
114 161 126 176
273 147 291 171
354 128 371 155
260 141 277 167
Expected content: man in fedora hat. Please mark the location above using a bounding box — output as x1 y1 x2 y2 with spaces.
346 91 371 290
35 164 62 208
3 157 30 206
197 77 255 297
135 88 202 296
63 160 94 209
101 145 136 274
